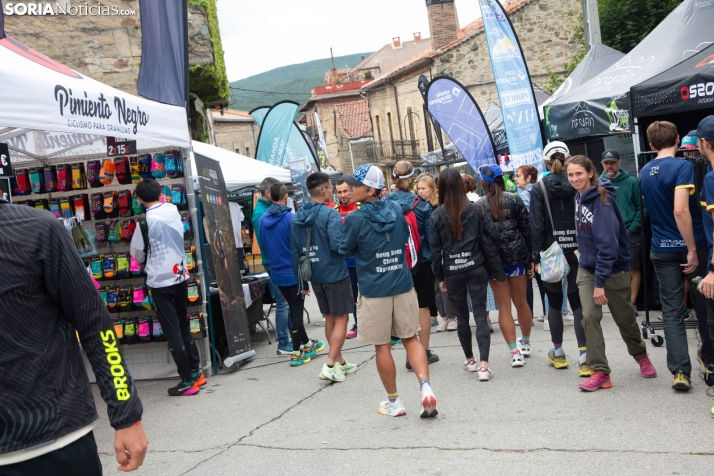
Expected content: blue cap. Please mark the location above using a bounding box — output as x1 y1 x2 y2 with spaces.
681 131 698 149
478 164 503 183
697 116 714 142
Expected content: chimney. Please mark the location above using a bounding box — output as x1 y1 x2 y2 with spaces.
414 32 422 42
426 0 460 51
392 37 402 49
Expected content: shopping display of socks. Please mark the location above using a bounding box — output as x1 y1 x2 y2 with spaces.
11 151 203 346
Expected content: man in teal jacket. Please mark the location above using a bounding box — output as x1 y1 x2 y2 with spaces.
252 177 292 353
600 150 646 314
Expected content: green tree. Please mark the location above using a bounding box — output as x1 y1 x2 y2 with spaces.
599 0 680 53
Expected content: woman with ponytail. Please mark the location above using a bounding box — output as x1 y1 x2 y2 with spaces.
476 164 533 368
566 156 656 392
529 142 590 376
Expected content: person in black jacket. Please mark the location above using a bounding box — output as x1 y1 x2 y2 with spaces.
430 168 501 381
476 164 533 368
0 200 147 474
529 142 589 376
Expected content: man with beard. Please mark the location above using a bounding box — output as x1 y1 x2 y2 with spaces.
600 150 645 317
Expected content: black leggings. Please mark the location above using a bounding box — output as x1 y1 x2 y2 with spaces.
542 253 585 347
527 273 548 316
279 284 309 352
445 265 490 362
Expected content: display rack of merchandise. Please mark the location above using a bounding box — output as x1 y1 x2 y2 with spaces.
10 149 209 380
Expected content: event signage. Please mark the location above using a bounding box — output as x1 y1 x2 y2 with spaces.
418 75 446 156
479 0 545 171
0 36 190 148
0 179 10 202
194 152 253 359
254 101 299 168
288 158 310 208
106 137 137 157
314 111 329 169
478 0 544 172
0 143 12 177
425 76 496 171
250 105 319 171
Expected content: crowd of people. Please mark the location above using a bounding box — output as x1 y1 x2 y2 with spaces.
252 117 714 421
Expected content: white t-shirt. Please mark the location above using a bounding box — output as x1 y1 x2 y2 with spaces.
130 203 188 288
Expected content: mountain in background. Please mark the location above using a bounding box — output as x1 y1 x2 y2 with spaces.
228 52 372 113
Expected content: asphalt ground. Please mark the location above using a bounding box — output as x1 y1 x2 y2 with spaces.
91 290 714 475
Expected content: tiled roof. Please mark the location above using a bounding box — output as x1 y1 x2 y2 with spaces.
334 101 372 139
352 38 433 80
362 0 536 89
213 108 254 121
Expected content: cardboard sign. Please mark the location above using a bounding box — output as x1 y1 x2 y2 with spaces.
107 137 137 157
0 143 12 178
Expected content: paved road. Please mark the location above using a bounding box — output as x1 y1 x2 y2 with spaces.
91 294 714 475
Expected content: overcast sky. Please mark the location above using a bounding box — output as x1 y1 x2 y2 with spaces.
218 0 489 81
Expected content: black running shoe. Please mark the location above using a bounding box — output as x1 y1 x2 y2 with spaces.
168 379 200 396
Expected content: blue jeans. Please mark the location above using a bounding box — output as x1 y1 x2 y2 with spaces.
650 248 713 376
264 264 292 347
544 279 569 316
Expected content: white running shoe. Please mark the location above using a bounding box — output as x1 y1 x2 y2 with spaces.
511 351 526 367
319 363 345 382
517 338 531 357
536 315 545 322
464 358 479 372
543 318 550 331
420 384 438 418
563 312 575 325
378 397 406 417
477 366 491 381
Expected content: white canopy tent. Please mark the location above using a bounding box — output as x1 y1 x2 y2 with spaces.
0 37 190 160
191 140 291 190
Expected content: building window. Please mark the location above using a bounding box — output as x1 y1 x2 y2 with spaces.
387 112 395 144
245 147 250 158
235 148 241 155
375 115 382 143
365 72 373 80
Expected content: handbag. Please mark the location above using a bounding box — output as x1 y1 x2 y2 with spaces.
476 204 505 282
297 226 313 289
538 180 570 283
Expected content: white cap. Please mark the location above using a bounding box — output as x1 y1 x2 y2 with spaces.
344 164 385 190
543 141 570 160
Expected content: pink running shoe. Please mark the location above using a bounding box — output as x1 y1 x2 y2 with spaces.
579 371 612 392
636 354 657 378
346 325 358 339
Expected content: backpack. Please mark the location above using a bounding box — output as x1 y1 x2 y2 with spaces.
403 198 423 275
297 226 313 290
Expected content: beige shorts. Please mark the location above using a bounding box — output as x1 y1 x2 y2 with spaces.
357 288 420 345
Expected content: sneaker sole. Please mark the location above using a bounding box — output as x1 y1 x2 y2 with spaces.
579 381 612 392
579 370 594 378
378 408 406 417
170 387 200 397
420 395 438 418
672 382 692 391
478 375 491 381
193 376 208 388
548 358 569 369
319 372 345 382
511 361 525 368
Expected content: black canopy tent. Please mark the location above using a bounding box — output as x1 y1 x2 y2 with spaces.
544 0 714 143
630 43 714 139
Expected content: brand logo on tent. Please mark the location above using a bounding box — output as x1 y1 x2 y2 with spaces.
517 69 527 81
680 82 714 105
451 87 462 97
571 103 596 135
605 99 629 132
696 54 714 68
500 88 531 109
492 37 521 60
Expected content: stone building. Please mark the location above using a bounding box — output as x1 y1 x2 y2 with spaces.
363 0 582 173
210 109 258 158
3 0 230 141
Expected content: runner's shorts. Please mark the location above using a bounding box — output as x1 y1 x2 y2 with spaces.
357 289 420 345
312 277 354 316
412 262 437 309
627 230 642 269
489 263 526 280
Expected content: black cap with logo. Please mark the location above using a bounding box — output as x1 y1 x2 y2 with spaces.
601 149 620 162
